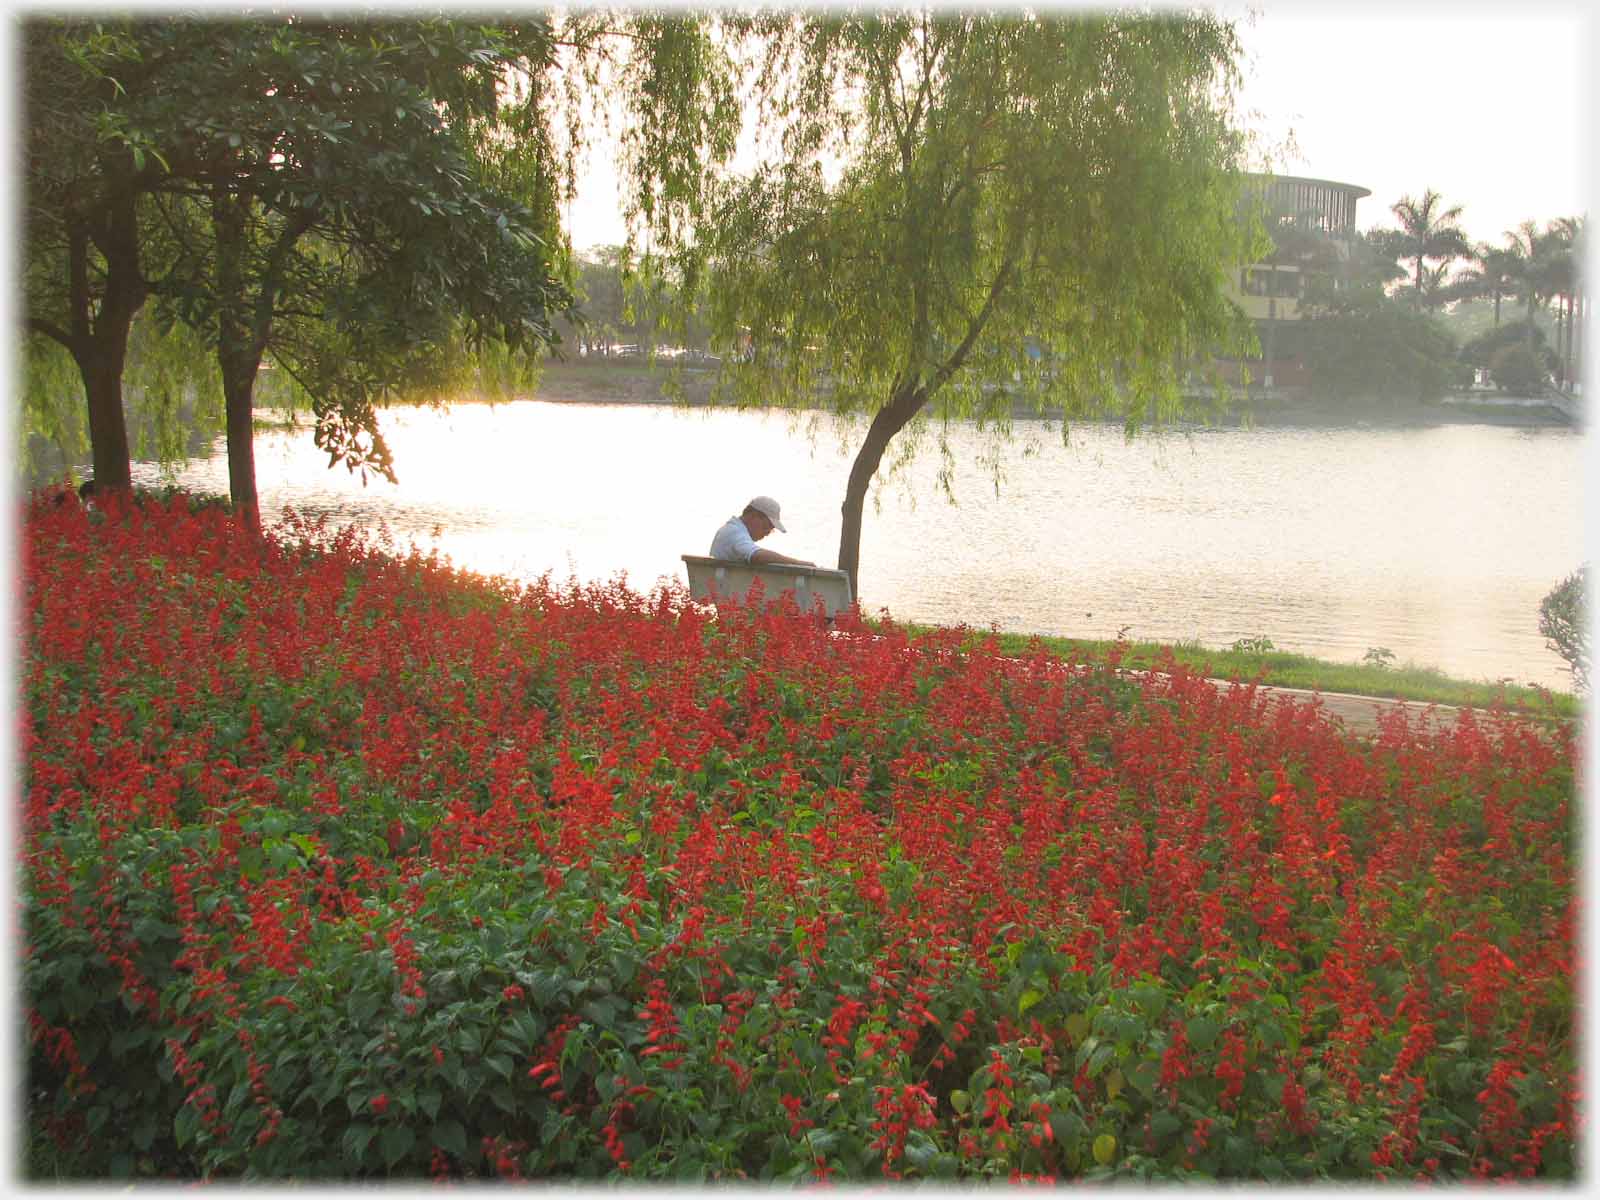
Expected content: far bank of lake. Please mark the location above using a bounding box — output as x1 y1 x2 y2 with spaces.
526 359 1579 430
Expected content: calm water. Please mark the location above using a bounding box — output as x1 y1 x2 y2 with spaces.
132 399 1586 690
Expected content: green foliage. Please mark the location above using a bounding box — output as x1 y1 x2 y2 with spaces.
1299 304 1458 404
22 11 756 495
1380 189 1471 309
642 10 1257 589
925 623 1579 715
1294 231 1459 404
1457 318 1549 369
1487 343 1550 394
1538 569 1586 691
18 337 88 481
1229 635 1275 654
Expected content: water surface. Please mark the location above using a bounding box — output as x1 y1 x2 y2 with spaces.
133 399 1585 690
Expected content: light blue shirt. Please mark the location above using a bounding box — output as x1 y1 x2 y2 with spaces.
710 516 759 562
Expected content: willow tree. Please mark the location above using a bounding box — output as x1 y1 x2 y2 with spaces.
662 9 1259 597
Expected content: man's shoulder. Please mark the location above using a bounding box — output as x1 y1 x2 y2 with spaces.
710 516 754 560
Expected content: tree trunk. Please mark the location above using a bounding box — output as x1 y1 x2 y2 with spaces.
84 352 134 490
213 191 261 523
1575 289 1585 390
1562 293 1574 390
64 194 147 492
837 384 925 600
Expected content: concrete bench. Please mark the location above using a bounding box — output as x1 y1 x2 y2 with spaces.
681 555 854 619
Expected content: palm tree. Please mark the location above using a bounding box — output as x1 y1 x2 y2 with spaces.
1390 189 1472 309
1544 216 1585 390
1454 242 1520 327
1503 220 1561 357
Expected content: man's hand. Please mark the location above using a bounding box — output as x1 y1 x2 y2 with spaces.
751 548 816 568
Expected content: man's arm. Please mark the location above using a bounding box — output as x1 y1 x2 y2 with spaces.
751 547 816 567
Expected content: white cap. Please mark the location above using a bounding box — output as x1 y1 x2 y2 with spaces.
747 495 786 532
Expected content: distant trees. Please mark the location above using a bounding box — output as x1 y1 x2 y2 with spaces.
1320 189 1587 399
1453 242 1520 327
1296 232 1460 403
1543 216 1585 390
1383 189 1472 310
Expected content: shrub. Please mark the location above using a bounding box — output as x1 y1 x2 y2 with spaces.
1538 569 1587 691
1458 319 1547 370
1300 304 1457 404
21 489 1577 1182
1488 343 1551 393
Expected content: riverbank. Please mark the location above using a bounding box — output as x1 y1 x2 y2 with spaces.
934 625 1581 721
527 359 1577 429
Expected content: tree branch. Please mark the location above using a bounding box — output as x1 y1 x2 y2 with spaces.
926 237 1020 396
27 315 75 349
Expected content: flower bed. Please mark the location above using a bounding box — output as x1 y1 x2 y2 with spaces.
21 490 1576 1181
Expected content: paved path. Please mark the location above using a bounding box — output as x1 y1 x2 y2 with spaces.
1242 680 1457 737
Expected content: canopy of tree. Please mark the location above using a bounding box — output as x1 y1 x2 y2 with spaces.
21 13 737 509
647 10 1260 594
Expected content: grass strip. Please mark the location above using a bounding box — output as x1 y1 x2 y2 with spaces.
882 621 1580 720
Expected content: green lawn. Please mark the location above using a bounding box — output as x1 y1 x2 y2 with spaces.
887 622 1581 720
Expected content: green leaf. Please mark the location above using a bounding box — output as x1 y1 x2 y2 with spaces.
1186 1016 1221 1050
348 990 381 1026
1086 1041 1115 1077
433 1118 467 1158
1049 1109 1085 1148
417 1088 442 1121
485 1054 513 1082
1152 1111 1183 1140
342 1122 377 1165
1063 1012 1090 1043
174 1103 198 1150
381 1124 415 1169
1093 1133 1118 1166
1018 987 1044 1017
950 1089 970 1114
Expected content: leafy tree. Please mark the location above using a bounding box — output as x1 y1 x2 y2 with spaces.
22 13 737 506
659 9 1258 596
1501 219 1564 358
22 20 158 491
1384 188 1471 309
1539 568 1587 692
1458 318 1551 375
1297 231 1459 403
1453 242 1521 326
23 16 574 513
1488 342 1551 393
1542 216 1584 389
560 249 630 355
151 19 575 513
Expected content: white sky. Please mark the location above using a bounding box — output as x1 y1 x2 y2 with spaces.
1229 1 1591 247
567 1 1595 255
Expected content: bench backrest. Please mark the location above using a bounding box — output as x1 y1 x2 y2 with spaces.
681 555 854 619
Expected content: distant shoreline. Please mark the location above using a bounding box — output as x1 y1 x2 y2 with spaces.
525 360 1578 430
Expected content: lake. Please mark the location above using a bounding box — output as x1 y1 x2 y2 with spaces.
131 398 1586 690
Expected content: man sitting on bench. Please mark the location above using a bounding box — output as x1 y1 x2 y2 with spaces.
710 495 816 568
